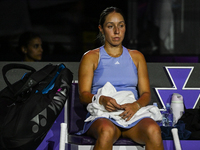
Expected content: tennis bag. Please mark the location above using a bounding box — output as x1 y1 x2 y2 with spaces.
0 63 73 150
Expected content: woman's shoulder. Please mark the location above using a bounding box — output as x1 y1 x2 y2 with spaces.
127 49 146 67
127 49 145 59
84 48 100 56
81 48 100 64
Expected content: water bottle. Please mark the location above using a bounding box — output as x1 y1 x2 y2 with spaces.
166 103 171 113
167 103 173 126
170 93 184 124
162 103 173 126
153 102 158 107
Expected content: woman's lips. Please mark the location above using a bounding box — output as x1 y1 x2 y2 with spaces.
113 37 120 41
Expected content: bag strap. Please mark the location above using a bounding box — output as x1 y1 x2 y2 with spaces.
2 63 36 93
14 63 58 96
2 63 59 96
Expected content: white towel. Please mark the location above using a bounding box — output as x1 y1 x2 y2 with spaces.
85 82 162 127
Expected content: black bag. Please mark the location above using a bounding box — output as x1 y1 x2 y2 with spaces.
0 63 73 150
178 108 200 140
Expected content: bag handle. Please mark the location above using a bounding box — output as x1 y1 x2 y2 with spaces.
2 63 36 93
14 63 58 96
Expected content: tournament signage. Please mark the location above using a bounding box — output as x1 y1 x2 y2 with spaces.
155 66 200 109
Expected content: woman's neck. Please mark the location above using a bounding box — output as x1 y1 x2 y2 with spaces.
104 44 123 57
24 56 35 62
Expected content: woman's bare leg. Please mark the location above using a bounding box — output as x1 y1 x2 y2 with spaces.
86 118 121 150
122 118 164 150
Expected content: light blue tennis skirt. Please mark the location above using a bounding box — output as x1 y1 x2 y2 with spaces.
76 113 148 135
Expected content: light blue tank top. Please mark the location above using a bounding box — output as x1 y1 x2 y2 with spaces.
91 46 138 100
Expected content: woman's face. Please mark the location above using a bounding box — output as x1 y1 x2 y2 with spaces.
23 37 43 61
100 12 126 47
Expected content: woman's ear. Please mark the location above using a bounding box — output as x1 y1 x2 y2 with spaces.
21 46 27 54
98 25 104 35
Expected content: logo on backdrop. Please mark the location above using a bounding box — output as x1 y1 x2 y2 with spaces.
155 66 200 109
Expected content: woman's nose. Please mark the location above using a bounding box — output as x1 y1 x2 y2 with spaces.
114 27 119 34
39 46 43 52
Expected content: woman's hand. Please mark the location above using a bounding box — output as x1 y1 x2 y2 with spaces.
119 102 141 121
99 95 122 112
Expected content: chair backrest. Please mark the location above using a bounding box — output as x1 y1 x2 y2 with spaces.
67 83 88 134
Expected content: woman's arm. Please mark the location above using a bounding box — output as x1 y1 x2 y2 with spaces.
78 50 99 105
131 50 151 107
78 49 121 111
120 50 151 121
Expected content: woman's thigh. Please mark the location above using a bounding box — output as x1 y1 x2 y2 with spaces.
86 118 122 141
121 118 161 144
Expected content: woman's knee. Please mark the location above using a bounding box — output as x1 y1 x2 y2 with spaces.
98 122 120 140
146 121 162 140
89 119 121 142
144 121 164 149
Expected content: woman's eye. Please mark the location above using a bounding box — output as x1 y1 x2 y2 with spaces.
33 44 39 49
119 24 124 28
108 26 113 28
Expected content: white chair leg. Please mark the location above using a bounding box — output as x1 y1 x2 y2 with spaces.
59 123 67 150
171 128 182 150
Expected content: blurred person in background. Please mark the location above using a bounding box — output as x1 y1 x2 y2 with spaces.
17 31 43 62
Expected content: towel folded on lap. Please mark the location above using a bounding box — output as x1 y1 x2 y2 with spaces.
85 82 162 127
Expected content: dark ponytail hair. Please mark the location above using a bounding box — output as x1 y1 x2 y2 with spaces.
97 6 125 44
